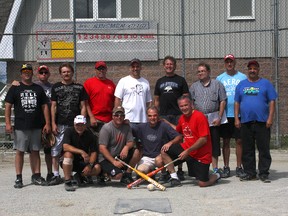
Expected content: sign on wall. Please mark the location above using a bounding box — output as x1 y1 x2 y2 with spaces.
36 21 158 62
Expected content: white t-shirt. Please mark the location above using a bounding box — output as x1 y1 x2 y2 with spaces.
114 75 152 123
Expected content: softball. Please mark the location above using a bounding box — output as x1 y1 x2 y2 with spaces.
147 184 155 191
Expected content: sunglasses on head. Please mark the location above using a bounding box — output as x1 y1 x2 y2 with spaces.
39 71 49 75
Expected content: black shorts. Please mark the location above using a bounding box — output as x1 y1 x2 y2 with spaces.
166 144 210 182
44 146 51 155
210 126 221 157
59 158 96 174
219 118 241 139
100 148 136 177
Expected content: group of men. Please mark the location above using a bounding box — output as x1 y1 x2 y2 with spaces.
5 54 277 191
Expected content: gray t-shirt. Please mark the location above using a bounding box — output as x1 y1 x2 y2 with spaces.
98 121 134 162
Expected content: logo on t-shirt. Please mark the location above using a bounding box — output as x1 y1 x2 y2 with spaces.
20 90 37 113
164 86 173 93
243 87 259 95
182 125 193 138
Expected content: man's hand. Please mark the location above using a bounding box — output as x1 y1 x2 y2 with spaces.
113 160 124 169
119 146 129 159
82 165 92 176
178 149 190 160
80 151 90 163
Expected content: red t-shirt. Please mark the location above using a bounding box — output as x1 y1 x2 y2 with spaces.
176 110 212 164
84 77 116 123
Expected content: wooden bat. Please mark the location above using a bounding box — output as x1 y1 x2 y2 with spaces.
127 157 180 189
115 156 166 191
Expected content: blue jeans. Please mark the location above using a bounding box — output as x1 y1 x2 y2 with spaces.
241 122 271 176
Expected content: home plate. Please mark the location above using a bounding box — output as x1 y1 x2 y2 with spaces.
114 198 172 214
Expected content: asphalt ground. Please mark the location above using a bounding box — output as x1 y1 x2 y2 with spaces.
0 149 288 216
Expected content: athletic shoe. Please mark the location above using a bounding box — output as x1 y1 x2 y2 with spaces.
221 166 230 178
120 172 134 184
167 178 182 187
259 174 271 183
158 172 170 183
31 175 47 186
177 170 185 181
46 173 54 182
236 167 245 177
73 172 85 186
240 173 258 181
64 180 76 192
97 175 106 186
14 178 23 189
48 175 64 186
213 168 223 176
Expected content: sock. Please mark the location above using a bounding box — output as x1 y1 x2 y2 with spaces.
170 172 179 180
53 171 59 176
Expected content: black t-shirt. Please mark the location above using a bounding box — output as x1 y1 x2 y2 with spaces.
51 82 88 126
5 82 49 130
62 127 99 161
154 74 189 115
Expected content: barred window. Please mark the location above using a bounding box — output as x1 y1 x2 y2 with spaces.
50 0 141 21
227 0 255 20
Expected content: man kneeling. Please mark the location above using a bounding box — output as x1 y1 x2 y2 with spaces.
161 96 220 187
62 115 101 191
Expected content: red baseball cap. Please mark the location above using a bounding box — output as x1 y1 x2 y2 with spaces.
95 61 107 69
224 54 235 61
247 60 260 68
38 65 49 72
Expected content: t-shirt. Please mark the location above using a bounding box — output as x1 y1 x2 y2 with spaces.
234 78 278 123
176 110 212 164
84 77 116 123
5 82 49 130
133 121 180 158
217 71 246 117
62 127 98 161
98 121 134 162
51 82 88 126
154 74 189 116
114 75 152 123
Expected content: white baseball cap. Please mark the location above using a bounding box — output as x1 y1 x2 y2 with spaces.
74 115 86 124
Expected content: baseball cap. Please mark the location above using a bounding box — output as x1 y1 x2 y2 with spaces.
21 63 33 71
38 65 49 72
247 60 260 68
95 61 107 69
130 58 141 66
113 106 125 115
224 54 235 61
74 115 87 124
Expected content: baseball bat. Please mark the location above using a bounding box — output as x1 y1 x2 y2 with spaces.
115 156 166 191
127 157 180 189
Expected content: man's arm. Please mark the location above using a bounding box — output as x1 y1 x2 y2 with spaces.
41 104 51 133
5 102 13 133
153 95 160 109
161 134 183 152
86 102 97 127
80 100 87 116
266 100 276 128
63 143 89 163
114 97 122 107
99 144 123 168
51 100 58 134
178 136 207 160
234 101 241 129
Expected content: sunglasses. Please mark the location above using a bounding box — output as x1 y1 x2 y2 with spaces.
97 67 106 71
21 69 33 73
39 71 49 75
113 114 125 117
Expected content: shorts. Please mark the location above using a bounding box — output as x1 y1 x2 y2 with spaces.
210 126 221 157
14 129 42 152
137 156 156 171
51 124 69 157
99 148 136 177
59 157 95 173
219 118 241 139
44 146 51 155
166 144 210 182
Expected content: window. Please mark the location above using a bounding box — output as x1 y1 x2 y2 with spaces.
49 0 141 21
227 0 255 20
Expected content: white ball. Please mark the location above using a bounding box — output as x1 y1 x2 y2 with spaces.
147 184 155 191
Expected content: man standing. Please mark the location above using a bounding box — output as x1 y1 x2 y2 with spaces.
51 63 88 185
98 106 140 185
216 54 246 178
5 63 51 188
235 60 277 183
84 61 116 135
62 115 101 191
161 96 220 187
133 106 182 178
114 58 152 127
190 62 227 174
154 56 189 180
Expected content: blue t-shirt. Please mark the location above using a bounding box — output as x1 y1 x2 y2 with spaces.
217 71 246 117
234 78 278 123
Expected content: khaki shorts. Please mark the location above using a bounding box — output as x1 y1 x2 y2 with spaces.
137 156 156 172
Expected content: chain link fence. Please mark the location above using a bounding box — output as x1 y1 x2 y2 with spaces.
1 0 288 152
